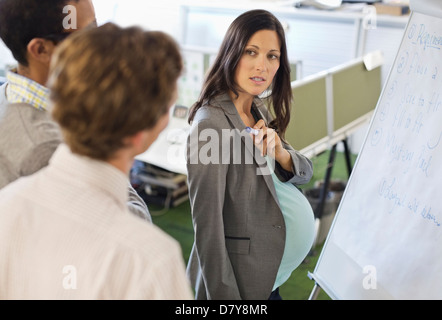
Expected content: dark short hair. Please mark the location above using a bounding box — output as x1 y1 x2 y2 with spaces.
188 9 292 137
0 0 75 66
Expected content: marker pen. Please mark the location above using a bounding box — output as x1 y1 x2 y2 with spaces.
246 127 260 136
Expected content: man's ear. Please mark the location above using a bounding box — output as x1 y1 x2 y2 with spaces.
27 38 55 65
125 130 152 157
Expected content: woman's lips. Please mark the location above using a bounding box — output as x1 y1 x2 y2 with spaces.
250 77 266 84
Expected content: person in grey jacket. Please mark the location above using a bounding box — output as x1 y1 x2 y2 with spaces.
186 10 316 300
0 0 150 221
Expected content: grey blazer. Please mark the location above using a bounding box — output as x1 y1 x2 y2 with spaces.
186 93 313 300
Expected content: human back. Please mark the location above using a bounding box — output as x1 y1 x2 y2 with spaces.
0 0 96 188
0 23 192 300
0 163 186 299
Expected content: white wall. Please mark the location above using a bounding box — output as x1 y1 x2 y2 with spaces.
0 1 185 71
93 0 183 39
0 40 15 74
0 1 391 154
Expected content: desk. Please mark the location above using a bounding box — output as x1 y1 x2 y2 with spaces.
136 105 189 175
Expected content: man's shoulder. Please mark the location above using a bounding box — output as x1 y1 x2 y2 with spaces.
0 100 61 186
0 101 61 140
111 213 181 257
0 172 38 204
0 100 47 121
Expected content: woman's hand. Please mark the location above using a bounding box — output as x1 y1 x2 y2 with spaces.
251 120 293 173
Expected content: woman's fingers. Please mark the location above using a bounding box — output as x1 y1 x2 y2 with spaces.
252 125 277 157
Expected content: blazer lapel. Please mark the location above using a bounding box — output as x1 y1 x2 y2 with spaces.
211 94 281 207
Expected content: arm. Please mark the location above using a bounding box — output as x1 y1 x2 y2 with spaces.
252 119 313 185
19 108 63 177
277 140 313 185
19 140 60 177
186 118 242 300
127 182 152 223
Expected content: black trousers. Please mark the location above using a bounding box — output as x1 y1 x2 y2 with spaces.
268 287 283 300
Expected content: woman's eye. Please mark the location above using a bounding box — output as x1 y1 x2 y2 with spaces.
269 54 280 60
246 50 256 56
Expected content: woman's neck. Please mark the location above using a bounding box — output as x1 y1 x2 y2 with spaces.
229 90 255 112
229 91 256 127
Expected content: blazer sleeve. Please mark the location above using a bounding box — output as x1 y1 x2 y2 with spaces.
254 99 313 185
186 117 242 300
274 140 314 186
257 105 313 185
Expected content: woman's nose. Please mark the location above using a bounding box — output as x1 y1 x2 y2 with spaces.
255 55 267 72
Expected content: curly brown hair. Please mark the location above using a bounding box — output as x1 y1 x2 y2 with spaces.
48 23 183 160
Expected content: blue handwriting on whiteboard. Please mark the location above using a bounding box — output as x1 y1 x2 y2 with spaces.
378 178 440 227
427 130 442 150
378 178 406 214
411 24 442 50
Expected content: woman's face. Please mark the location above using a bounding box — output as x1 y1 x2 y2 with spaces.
234 29 281 98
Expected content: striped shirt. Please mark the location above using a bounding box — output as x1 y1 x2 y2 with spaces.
0 144 193 300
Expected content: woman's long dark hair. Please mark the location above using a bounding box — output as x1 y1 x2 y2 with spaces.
188 9 292 138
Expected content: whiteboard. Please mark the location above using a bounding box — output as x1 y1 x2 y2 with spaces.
311 5 442 300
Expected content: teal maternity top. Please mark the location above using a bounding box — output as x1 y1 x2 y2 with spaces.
267 157 316 290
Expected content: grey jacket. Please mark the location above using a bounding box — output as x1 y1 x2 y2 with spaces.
186 93 313 300
0 83 151 222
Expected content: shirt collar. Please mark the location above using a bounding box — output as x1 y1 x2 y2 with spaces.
5 69 50 111
50 144 130 211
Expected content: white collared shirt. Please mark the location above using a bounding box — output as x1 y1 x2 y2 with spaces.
0 144 193 300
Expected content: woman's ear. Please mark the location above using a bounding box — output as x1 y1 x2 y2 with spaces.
27 38 56 65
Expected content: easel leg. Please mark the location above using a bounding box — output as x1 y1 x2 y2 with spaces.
341 138 353 177
309 283 322 300
315 144 337 219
